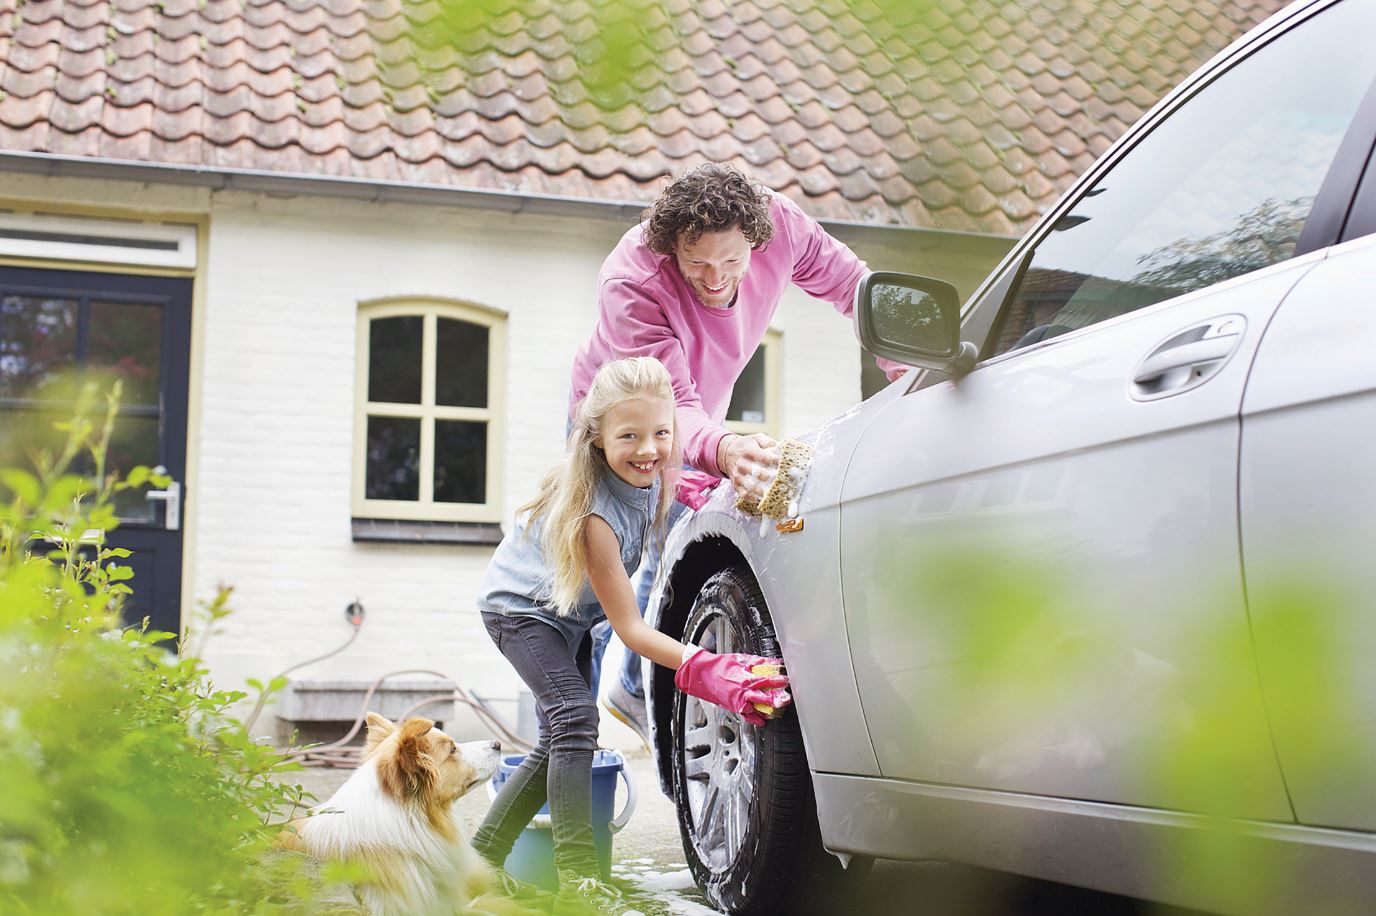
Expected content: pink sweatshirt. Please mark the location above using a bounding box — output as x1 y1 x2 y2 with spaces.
571 192 897 475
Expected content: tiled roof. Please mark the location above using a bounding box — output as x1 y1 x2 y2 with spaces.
0 0 1289 235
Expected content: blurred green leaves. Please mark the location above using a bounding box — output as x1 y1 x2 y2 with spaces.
0 381 325 914
416 0 670 111
872 531 1369 914
401 0 1249 122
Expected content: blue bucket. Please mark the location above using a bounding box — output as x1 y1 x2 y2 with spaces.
486 749 637 889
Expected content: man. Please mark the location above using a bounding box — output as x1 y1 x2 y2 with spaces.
570 164 908 745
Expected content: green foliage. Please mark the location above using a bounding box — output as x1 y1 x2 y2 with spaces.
0 381 324 914
873 527 1367 915
418 0 669 111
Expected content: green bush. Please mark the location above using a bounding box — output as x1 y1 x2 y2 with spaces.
0 382 324 914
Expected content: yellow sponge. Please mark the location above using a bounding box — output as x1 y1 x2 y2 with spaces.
735 439 814 520
750 663 785 719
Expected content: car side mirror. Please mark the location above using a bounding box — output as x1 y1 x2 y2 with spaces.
855 271 978 377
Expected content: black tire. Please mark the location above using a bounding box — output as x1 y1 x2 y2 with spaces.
671 566 873 915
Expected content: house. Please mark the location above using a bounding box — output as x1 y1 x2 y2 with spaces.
0 0 1284 741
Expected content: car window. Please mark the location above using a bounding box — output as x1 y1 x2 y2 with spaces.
988 0 1376 358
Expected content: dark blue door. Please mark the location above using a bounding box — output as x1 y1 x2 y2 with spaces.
0 267 192 637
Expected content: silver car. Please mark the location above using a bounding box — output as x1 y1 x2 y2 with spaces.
645 0 1376 912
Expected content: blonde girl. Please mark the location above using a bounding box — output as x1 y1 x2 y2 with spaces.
472 356 790 913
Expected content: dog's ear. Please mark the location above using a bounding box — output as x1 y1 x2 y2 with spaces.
362 712 397 756
363 704 396 742
377 718 437 801
365 712 396 735
399 716 435 742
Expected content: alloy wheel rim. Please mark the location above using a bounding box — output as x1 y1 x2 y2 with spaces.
681 602 759 873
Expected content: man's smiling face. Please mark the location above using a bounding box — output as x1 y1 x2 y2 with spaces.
674 228 753 308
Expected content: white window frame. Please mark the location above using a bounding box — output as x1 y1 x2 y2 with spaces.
352 298 506 523
0 211 197 269
724 327 782 439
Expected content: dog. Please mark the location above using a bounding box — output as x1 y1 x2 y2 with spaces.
279 713 523 915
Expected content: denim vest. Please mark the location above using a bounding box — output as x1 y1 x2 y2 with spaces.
476 466 660 651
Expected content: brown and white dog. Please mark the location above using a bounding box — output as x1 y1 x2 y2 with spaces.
280 713 516 916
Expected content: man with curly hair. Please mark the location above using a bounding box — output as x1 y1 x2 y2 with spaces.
569 163 910 742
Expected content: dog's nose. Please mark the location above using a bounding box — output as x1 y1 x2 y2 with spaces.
486 740 500 751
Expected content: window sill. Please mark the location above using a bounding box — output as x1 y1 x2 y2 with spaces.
351 517 504 546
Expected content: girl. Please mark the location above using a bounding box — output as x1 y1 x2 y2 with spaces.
472 356 790 914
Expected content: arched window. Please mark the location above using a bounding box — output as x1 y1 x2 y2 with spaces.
353 299 505 523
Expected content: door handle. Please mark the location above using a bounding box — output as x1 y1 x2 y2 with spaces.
1132 334 1238 384
145 481 181 531
1131 315 1246 400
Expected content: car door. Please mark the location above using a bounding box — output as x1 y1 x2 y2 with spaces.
837 0 1376 819
1240 223 1376 832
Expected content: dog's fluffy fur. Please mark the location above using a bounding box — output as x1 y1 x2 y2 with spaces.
279 713 512 916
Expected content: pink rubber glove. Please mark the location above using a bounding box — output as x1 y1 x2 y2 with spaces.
676 469 724 510
674 649 792 726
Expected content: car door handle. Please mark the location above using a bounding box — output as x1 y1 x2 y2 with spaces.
1132 334 1239 384
1130 315 1247 401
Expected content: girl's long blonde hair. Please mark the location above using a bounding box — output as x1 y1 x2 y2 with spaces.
519 356 680 616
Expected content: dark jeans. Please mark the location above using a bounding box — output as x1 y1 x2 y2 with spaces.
472 612 601 878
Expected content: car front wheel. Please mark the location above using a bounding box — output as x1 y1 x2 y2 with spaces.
671 565 870 914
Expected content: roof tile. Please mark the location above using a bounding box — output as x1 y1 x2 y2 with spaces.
44 123 102 158
152 105 203 142
2 65 56 101
102 99 154 138
0 91 50 133
146 132 204 164
8 38 63 73
784 141 824 171
0 0 1287 233
15 16 65 46
98 126 152 161
50 94 105 133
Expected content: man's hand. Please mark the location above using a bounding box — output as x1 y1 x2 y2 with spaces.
717 432 780 502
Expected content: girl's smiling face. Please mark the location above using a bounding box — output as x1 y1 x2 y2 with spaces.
595 396 675 488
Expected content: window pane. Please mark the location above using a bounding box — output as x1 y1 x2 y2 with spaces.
88 300 162 406
365 416 420 501
0 295 78 399
726 347 766 423
0 407 160 522
434 420 486 504
368 316 422 404
436 318 489 408
994 0 1376 356
0 405 61 481
106 414 160 523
